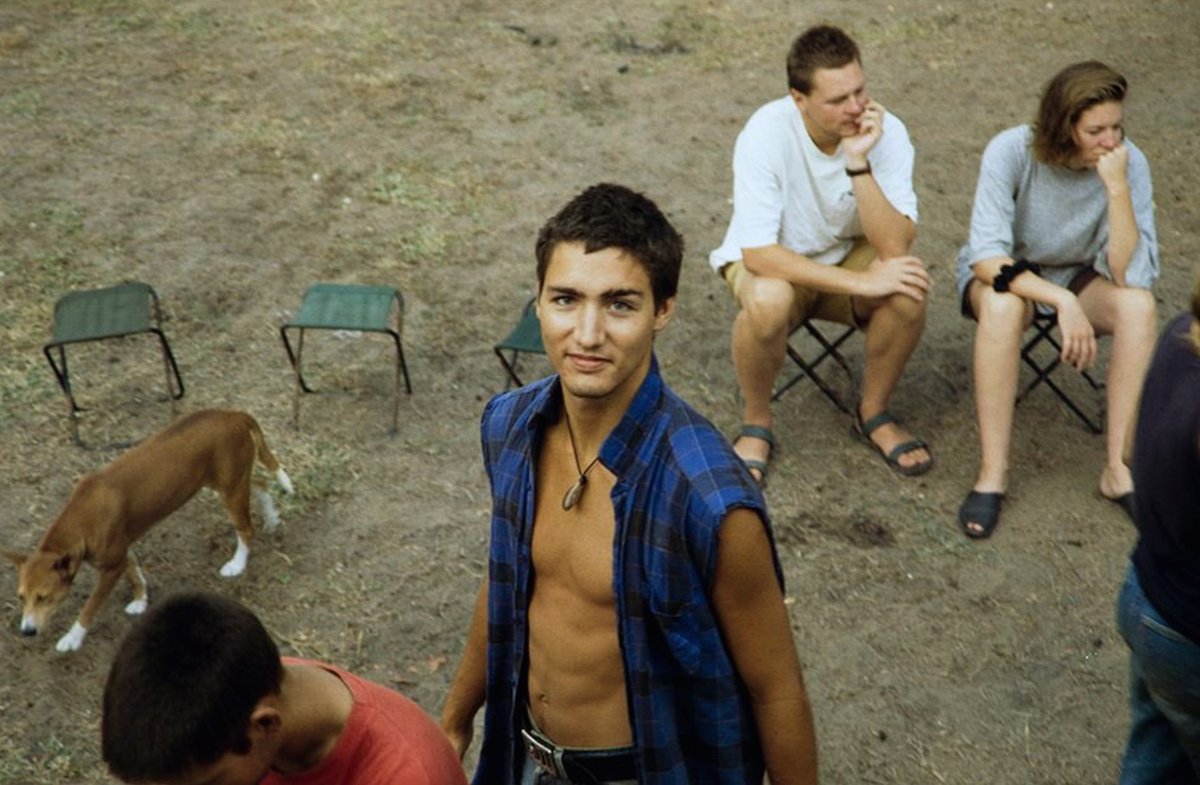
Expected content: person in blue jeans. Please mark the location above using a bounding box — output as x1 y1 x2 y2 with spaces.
1117 276 1200 783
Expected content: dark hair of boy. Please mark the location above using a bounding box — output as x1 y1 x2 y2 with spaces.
101 592 283 782
534 182 684 307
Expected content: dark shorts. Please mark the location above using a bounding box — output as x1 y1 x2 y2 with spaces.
960 264 1100 320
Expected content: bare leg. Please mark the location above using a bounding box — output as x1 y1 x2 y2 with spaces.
963 283 1033 534
731 275 795 478
855 291 931 470
1077 280 1157 498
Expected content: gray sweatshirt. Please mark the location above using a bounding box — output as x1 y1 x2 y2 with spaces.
956 124 1158 300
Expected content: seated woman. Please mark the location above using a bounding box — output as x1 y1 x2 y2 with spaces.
955 60 1159 538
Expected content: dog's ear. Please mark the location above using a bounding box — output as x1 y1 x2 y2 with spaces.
52 554 78 578
0 549 28 569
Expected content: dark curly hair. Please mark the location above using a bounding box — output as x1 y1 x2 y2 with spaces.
535 183 683 307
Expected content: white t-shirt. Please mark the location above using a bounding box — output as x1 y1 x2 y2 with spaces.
709 96 918 270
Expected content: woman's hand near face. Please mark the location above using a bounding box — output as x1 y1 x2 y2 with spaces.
1096 144 1130 194
1096 142 1138 284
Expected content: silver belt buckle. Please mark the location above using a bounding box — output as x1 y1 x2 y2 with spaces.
521 728 568 780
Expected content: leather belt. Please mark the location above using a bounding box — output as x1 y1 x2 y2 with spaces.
520 726 637 784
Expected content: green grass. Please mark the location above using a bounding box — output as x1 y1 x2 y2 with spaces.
0 734 90 785
0 362 53 429
366 165 471 266
16 249 90 293
0 201 98 438
164 6 224 39
104 9 155 33
394 226 449 265
0 88 43 119
42 204 85 236
279 439 356 515
369 167 452 214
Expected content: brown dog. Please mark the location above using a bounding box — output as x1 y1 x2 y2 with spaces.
2 409 293 652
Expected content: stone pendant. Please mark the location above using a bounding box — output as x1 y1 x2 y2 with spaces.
562 476 586 511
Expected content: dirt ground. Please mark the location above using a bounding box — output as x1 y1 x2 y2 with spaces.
1 0 1197 782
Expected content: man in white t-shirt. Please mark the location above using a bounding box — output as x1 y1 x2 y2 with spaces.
711 24 933 484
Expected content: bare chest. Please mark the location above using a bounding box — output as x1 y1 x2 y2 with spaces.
531 444 618 607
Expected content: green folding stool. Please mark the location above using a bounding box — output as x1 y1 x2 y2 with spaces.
42 281 185 446
494 296 545 389
280 283 412 434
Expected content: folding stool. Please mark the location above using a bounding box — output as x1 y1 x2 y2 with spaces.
1016 311 1104 433
280 283 412 435
494 296 546 389
43 281 185 446
771 319 857 414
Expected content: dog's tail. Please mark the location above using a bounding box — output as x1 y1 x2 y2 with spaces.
247 417 295 495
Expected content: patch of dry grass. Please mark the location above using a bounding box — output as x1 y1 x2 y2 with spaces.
0 202 101 436
0 733 89 784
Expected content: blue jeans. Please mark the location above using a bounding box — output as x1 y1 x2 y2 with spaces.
1117 563 1200 784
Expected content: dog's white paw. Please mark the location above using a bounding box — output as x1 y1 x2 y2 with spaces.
56 622 87 653
220 537 249 577
219 557 246 578
276 468 295 495
125 598 148 615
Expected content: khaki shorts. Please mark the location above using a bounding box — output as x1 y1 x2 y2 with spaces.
721 238 877 327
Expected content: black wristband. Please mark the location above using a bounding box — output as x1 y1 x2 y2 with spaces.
993 260 1041 293
845 162 872 177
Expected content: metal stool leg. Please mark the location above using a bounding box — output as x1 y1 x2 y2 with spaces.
772 321 856 414
1017 314 1104 433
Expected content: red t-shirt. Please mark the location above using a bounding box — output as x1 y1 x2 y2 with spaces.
263 658 467 785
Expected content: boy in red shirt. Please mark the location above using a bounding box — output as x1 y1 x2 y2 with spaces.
102 592 467 785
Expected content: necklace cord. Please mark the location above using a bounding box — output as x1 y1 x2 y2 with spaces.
562 413 601 510
563 412 602 479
